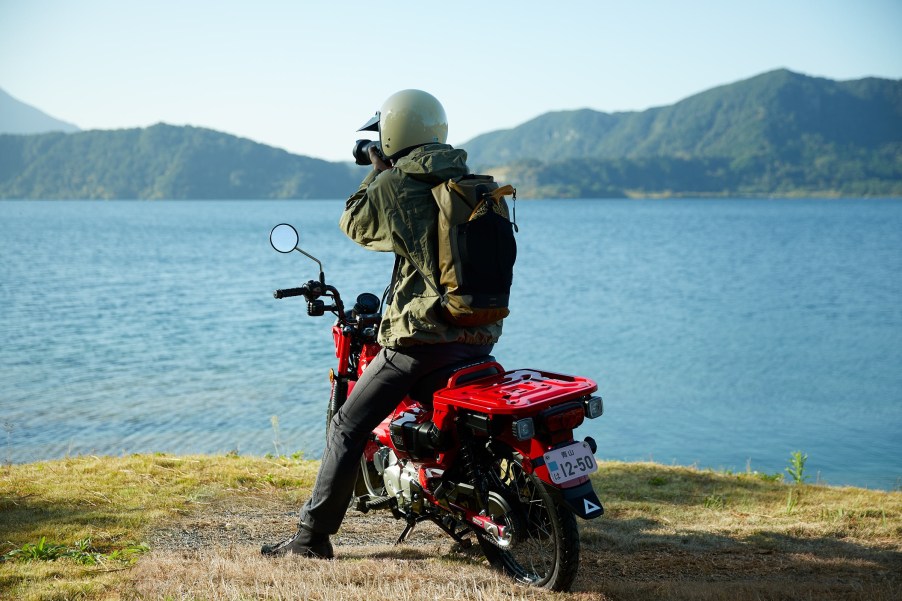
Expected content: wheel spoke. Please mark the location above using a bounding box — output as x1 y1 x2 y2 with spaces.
477 448 580 590
490 459 556 581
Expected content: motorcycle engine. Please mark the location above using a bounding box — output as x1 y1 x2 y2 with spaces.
380 450 424 513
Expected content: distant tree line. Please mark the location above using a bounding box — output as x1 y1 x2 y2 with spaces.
0 124 361 200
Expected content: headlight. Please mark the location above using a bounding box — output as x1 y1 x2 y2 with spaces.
511 418 535 441
584 396 604 419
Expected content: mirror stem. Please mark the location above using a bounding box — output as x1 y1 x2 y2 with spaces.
295 248 325 283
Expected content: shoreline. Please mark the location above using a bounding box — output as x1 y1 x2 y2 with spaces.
5 451 898 493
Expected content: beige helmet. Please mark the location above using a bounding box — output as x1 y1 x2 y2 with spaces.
358 89 448 159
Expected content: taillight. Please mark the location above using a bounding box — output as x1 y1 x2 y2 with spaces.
543 405 585 432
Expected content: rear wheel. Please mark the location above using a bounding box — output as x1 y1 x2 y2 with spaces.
477 451 580 591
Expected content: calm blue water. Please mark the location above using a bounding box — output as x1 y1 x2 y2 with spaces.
1 199 900 490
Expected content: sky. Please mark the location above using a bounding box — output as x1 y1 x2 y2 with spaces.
1 0 901 162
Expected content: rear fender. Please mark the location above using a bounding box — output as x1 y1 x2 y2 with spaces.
500 436 604 520
544 479 604 520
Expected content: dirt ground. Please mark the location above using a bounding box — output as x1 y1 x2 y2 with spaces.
147 491 451 554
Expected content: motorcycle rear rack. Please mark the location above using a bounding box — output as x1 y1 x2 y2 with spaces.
434 368 597 416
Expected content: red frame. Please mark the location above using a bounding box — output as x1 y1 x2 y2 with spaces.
332 324 380 382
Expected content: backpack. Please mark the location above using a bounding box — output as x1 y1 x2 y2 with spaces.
431 174 517 327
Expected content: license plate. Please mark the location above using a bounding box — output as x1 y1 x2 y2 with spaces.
543 441 598 484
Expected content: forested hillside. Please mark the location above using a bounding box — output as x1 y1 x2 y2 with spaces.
467 69 902 197
0 124 360 199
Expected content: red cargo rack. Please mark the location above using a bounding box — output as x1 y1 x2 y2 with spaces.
434 368 598 416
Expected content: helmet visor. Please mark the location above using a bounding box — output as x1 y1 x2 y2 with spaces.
357 112 380 132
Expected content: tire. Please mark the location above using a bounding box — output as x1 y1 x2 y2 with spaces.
477 451 581 591
325 375 375 501
356 451 386 498
326 377 348 434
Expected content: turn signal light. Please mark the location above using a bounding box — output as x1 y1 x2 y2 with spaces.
512 418 535 441
584 396 604 419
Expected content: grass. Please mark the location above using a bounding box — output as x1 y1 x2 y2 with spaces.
1 536 147 565
785 450 809 485
2 454 900 600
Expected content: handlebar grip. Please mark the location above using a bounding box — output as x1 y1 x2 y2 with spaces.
273 287 308 299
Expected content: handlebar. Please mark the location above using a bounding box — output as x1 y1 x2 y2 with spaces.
272 281 346 319
273 286 309 299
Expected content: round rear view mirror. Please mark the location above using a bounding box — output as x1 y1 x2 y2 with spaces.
270 223 299 253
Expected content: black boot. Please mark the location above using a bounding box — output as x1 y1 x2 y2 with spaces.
261 525 334 559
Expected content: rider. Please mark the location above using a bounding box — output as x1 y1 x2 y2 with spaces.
262 89 503 558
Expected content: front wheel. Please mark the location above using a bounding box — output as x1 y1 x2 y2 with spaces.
326 376 348 434
477 450 581 591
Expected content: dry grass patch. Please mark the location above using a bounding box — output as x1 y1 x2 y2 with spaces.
576 461 902 600
1 453 318 600
130 544 574 601
2 455 901 600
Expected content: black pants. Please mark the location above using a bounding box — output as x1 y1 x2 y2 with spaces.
299 342 494 534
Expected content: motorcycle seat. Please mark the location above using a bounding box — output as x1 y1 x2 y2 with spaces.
409 355 499 404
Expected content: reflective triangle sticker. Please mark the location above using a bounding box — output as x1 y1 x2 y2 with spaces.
583 498 602 514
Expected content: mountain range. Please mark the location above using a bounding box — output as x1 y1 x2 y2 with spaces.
0 87 80 135
1 69 900 199
465 69 901 197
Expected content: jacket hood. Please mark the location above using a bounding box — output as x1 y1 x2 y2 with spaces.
393 144 468 183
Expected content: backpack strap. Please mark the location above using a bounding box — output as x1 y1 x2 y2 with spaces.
395 247 448 305
491 184 516 201
382 254 402 308
490 184 518 232
465 183 517 219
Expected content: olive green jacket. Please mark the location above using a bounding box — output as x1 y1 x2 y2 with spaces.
339 144 503 348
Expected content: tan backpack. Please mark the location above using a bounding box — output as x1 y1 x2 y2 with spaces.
431 174 517 326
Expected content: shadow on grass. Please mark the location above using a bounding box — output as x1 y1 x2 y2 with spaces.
365 547 437 561
575 514 901 600
0 496 139 553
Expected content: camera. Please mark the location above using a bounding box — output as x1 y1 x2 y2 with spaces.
353 139 384 166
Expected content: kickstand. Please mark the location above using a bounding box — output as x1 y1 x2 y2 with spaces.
396 519 417 545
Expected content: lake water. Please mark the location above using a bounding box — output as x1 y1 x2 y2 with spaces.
1 199 900 490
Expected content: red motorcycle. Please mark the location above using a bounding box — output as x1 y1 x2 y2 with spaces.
270 223 604 591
